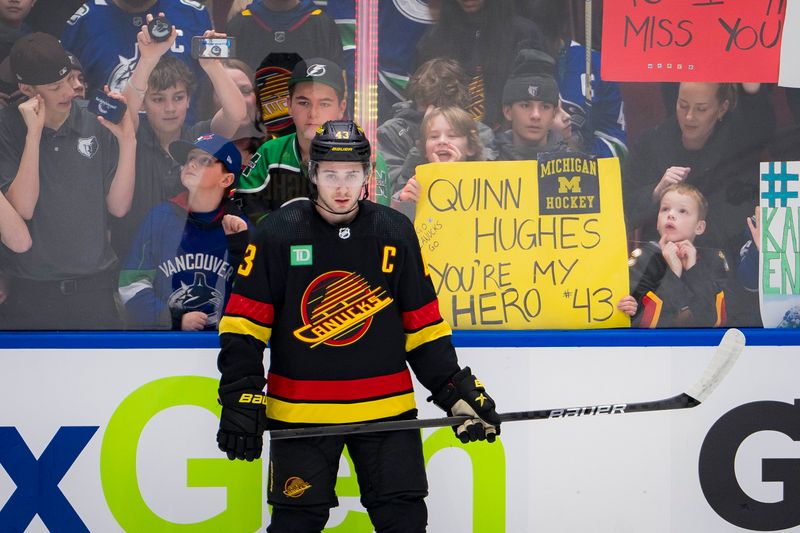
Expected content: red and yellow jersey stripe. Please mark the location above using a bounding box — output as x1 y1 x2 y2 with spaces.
714 291 727 327
402 300 452 352
219 293 274 344
639 291 663 329
266 370 416 424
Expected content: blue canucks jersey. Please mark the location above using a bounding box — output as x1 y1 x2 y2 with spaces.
323 0 432 98
61 0 211 95
558 42 627 159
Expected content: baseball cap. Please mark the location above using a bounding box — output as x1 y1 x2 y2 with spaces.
10 32 72 86
67 52 84 73
502 49 559 106
288 57 344 97
170 133 243 183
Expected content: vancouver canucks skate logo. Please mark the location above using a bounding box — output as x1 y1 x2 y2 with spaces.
255 65 292 133
168 272 224 325
293 271 393 348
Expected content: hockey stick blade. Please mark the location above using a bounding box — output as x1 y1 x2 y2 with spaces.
685 327 745 402
269 329 746 440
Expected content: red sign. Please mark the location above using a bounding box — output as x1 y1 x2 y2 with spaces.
601 0 786 82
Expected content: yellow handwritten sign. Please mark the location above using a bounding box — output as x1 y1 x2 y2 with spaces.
415 157 630 329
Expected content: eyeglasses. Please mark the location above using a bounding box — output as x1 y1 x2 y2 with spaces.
316 170 367 187
186 152 220 168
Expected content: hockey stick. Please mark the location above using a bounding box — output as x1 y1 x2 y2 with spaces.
269 328 745 441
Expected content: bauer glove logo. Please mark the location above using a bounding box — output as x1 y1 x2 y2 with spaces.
475 393 488 407
238 393 267 405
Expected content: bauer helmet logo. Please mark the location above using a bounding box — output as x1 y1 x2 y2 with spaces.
307 64 326 77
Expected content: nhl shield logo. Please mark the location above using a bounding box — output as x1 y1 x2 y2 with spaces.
77 136 99 159
528 85 540 98
274 31 286 43
338 227 351 239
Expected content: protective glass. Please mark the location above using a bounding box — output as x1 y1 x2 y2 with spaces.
312 166 369 188
186 151 220 168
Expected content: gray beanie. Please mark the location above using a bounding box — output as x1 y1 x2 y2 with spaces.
502 49 559 106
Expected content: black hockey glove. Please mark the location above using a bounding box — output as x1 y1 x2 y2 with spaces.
217 376 269 461
429 367 501 443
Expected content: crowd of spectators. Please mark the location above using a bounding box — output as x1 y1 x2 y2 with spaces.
0 0 791 330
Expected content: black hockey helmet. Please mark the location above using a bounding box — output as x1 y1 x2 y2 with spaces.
309 120 371 164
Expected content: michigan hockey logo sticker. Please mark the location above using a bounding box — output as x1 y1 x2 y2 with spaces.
294 271 393 348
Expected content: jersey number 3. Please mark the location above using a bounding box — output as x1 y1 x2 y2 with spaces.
238 244 257 277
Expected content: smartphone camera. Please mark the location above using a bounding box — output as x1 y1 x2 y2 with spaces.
87 90 127 124
191 36 236 59
148 15 172 43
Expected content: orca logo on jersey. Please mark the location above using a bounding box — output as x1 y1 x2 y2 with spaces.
293 271 393 348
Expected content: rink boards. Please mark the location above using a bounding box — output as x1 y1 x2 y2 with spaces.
0 330 799 532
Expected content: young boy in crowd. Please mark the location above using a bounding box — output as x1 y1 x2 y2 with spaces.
235 56 346 222
66 51 86 99
0 32 136 329
495 49 568 161
378 57 495 198
119 133 248 331
617 183 729 328
110 19 246 259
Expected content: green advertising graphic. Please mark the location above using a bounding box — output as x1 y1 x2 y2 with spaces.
100 376 506 532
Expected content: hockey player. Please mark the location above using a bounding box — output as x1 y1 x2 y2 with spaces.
216 120 501 532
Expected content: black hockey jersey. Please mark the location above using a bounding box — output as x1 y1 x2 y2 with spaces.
218 200 460 426
226 0 344 73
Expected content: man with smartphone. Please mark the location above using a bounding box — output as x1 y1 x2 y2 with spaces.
0 32 136 329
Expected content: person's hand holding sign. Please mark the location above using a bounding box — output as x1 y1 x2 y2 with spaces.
399 176 422 203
